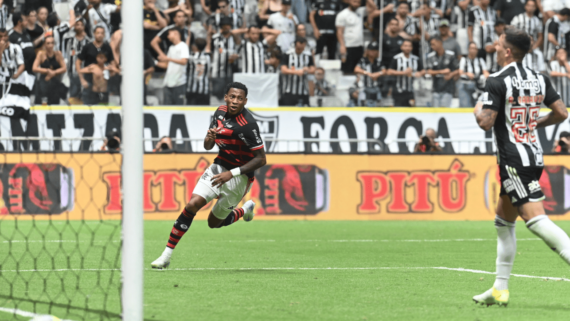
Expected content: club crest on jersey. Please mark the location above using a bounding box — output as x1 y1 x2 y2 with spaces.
528 180 541 193
511 77 540 92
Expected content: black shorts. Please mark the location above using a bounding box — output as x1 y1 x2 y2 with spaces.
499 164 544 206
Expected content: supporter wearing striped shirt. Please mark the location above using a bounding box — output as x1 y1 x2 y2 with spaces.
62 18 90 104
46 13 71 53
151 10 193 61
549 48 570 106
238 26 267 73
543 9 570 63
354 41 384 107
387 39 424 107
458 42 489 107
206 0 245 34
186 38 211 106
0 0 10 30
279 37 315 106
314 67 330 96
210 16 241 100
467 0 496 58
0 28 24 98
510 0 542 51
522 38 545 73
451 0 470 55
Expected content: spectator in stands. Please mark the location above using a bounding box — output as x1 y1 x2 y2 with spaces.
10 12 36 75
552 131 570 154
265 48 282 73
239 26 269 73
264 0 298 53
0 28 25 97
314 67 331 96
395 1 420 42
414 128 442 153
438 19 461 59
37 6 48 31
258 0 282 28
101 129 121 152
510 0 542 52
143 49 155 105
206 0 244 34
431 0 453 19
280 36 315 106
452 0 470 56
68 0 88 31
32 35 66 105
76 26 115 104
86 0 120 41
156 28 189 105
151 10 192 61
354 41 384 107
458 42 488 108
143 0 168 50
24 9 45 49
78 52 118 105
163 0 192 22
294 24 315 56
544 9 570 63
153 136 173 152
484 18 505 74
210 16 240 101
541 0 565 21
336 0 365 75
387 39 424 107
426 37 458 107
468 0 496 58
549 47 570 107
494 0 524 24
187 38 211 105
309 0 340 60
46 12 71 53
523 37 546 73
347 85 360 107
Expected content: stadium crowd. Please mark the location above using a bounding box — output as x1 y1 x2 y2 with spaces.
0 0 569 107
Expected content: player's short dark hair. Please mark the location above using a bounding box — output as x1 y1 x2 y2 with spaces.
93 25 106 34
561 8 570 17
194 38 207 51
47 12 59 28
225 82 248 97
295 36 307 44
12 12 23 25
504 26 531 61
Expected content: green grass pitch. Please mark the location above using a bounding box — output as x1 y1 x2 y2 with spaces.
1 220 570 320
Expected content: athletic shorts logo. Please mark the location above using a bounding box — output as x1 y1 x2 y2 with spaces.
503 179 515 193
528 180 541 193
180 224 188 229
512 196 517 203
227 206 235 210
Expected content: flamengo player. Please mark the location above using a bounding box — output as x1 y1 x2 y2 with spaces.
151 82 267 269
473 27 570 306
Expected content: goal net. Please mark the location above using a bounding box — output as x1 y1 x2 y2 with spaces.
0 106 123 320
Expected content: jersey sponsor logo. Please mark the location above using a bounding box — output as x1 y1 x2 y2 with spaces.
253 129 262 144
528 180 541 193
517 95 543 105
511 77 540 92
0 106 15 116
503 179 516 193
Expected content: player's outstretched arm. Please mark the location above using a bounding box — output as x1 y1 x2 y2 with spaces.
537 99 568 128
473 101 498 131
211 148 267 188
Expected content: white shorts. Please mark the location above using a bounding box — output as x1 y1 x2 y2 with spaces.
193 164 253 219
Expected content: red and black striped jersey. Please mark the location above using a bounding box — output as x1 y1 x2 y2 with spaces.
210 105 264 178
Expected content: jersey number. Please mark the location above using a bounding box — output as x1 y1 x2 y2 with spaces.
510 106 540 143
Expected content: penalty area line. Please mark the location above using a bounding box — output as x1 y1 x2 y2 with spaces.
0 307 75 321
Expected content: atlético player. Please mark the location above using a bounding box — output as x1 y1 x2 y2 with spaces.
473 27 570 306
151 82 266 269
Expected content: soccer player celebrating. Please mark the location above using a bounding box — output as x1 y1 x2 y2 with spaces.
151 82 266 269
473 26 570 306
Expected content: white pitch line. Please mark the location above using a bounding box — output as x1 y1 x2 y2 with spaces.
1 238 542 244
0 307 75 321
1 266 568 282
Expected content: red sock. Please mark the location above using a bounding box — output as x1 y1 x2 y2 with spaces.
167 209 195 249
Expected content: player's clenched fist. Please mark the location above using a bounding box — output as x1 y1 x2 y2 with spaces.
206 128 217 140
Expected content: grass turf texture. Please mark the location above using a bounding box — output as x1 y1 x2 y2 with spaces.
1 220 570 320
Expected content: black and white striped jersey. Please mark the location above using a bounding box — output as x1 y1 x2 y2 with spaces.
228 0 245 15
510 13 542 42
280 48 314 96
315 78 330 96
430 0 451 18
549 60 570 106
0 43 24 80
401 16 419 38
481 62 560 167
459 56 487 81
211 33 238 79
187 51 211 94
62 34 91 75
389 53 423 94
543 15 565 62
238 40 267 73
52 22 71 52
357 56 383 88
468 5 497 50
0 4 9 29
522 49 545 72
451 4 470 30
206 12 243 33
485 31 500 73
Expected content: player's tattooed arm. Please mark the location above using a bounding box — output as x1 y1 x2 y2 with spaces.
211 148 267 188
473 102 498 131
537 99 569 128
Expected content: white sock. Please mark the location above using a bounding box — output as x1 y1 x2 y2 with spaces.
526 215 570 265
162 247 173 258
493 216 516 291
